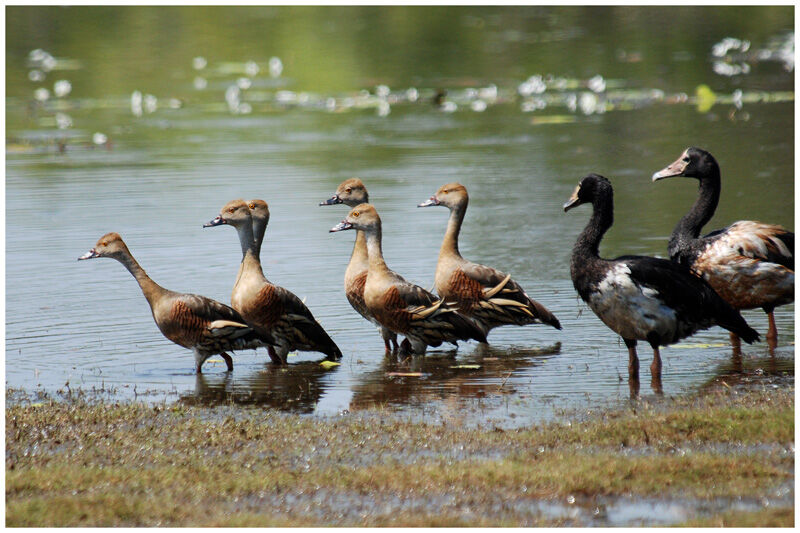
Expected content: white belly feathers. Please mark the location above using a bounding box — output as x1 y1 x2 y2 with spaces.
587 263 677 341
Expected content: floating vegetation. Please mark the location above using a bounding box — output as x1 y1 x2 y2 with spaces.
7 31 794 153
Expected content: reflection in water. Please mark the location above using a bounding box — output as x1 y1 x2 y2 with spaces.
182 361 339 413
349 343 561 410
5 7 793 427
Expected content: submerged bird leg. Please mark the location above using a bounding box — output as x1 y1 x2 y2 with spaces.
220 352 233 372
766 310 778 353
391 337 399 352
649 343 662 379
628 377 640 399
729 332 742 357
624 338 639 381
649 345 663 395
266 345 284 365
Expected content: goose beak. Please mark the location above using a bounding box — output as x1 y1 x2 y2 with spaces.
563 186 582 212
329 220 353 233
320 195 342 206
652 156 688 181
78 248 100 260
203 215 226 228
418 196 439 207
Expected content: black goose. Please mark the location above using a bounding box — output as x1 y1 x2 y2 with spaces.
653 147 794 352
564 174 759 381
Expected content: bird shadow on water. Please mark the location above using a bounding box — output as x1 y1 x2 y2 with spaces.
180 360 339 413
348 342 562 411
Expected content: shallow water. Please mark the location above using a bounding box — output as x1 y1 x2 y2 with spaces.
6 6 794 427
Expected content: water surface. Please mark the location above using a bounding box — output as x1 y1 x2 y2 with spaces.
6 6 794 427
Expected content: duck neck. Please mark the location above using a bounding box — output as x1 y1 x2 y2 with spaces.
364 227 390 275
573 193 613 262
236 222 264 278
350 229 369 270
440 203 465 260
117 252 164 307
669 170 720 253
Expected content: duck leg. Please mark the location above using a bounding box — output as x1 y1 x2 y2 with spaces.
220 352 234 372
267 345 286 365
624 338 639 381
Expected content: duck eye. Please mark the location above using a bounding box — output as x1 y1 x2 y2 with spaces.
101 241 107 247
228 207 235 213
345 187 352 193
352 211 360 217
248 203 255 209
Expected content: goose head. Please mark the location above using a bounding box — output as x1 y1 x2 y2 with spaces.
563 173 612 211
652 147 718 181
418 182 468 209
320 178 369 207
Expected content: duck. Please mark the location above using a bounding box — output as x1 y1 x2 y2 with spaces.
330 203 487 354
78 232 269 373
320 178 399 352
653 147 794 352
564 174 759 381
418 182 562 338
204 199 342 364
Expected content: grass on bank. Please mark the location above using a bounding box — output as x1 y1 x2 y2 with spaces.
6 387 794 526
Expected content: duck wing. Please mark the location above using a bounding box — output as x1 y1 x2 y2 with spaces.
457 262 561 329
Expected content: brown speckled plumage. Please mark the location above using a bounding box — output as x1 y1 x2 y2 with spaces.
79 232 269 373
330 203 486 354
207 199 342 364
322 179 399 351
419 182 561 337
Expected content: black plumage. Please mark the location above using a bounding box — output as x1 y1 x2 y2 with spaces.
564 173 759 381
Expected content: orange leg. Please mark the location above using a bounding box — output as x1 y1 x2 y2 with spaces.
766 311 778 353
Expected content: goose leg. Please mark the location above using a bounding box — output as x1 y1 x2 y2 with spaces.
765 309 778 353
624 338 639 381
650 347 663 395
220 352 234 372
729 332 741 356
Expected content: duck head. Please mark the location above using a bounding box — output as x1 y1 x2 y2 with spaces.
418 182 468 209
320 178 369 207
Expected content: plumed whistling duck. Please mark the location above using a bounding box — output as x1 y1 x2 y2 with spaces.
653 147 794 352
204 199 342 364
564 174 759 382
320 178 399 352
330 203 487 354
78 232 270 373
418 182 561 337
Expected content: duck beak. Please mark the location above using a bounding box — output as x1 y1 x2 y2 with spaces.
329 220 353 232
78 248 100 260
652 155 688 181
418 196 439 207
320 195 342 206
563 185 582 212
203 215 227 228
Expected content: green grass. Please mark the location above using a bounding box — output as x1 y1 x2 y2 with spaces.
6 387 794 526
